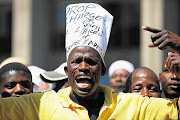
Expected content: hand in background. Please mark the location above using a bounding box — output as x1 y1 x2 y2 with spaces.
142 26 180 53
165 52 180 78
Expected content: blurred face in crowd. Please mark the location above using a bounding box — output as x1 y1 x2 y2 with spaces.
53 79 70 92
61 80 70 89
65 46 105 98
160 64 180 99
110 69 130 91
0 70 32 98
131 68 161 98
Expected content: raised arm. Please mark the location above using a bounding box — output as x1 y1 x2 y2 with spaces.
164 52 180 78
0 93 41 120
142 26 180 53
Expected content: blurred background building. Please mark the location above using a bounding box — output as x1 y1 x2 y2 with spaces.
0 0 179 86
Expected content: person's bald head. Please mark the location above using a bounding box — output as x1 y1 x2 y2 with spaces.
124 67 161 98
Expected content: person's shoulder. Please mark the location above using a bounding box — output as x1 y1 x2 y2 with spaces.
42 90 57 97
117 92 135 97
39 87 71 100
117 92 176 104
57 86 71 93
38 90 61 103
116 92 148 103
19 92 43 100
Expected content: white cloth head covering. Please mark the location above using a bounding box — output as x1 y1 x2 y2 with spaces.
65 3 113 67
28 66 47 86
108 60 135 78
40 62 68 81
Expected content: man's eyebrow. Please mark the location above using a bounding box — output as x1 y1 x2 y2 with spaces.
132 83 142 87
148 84 159 88
4 82 16 87
162 69 169 71
5 82 14 85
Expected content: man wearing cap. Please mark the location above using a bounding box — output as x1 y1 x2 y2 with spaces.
108 60 134 92
0 3 180 120
40 62 69 92
28 66 54 93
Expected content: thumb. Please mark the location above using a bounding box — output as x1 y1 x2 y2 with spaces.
148 42 156 47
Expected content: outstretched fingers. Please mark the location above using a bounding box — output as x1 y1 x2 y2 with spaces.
142 26 162 33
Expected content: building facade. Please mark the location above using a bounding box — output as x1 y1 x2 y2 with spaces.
0 0 179 86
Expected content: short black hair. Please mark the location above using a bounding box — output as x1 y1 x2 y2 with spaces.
123 71 133 93
0 62 32 83
123 67 159 93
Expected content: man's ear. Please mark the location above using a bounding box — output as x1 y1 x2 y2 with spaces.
159 73 161 76
101 66 106 76
64 66 68 75
159 73 161 81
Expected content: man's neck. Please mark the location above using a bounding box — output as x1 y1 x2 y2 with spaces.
70 91 105 119
70 91 105 108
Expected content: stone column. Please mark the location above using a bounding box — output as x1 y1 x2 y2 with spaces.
12 0 32 64
140 0 164 74
12 0 51 68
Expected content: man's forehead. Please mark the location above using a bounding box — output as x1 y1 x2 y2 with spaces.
2 70 30 82
69 46 101 57
133 69 155 78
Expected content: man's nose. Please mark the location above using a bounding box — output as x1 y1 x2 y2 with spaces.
115 75 122 82
141 87 149 97
79 61 89 71
13 83 25 93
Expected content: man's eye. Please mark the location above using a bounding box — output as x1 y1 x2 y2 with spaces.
132 88 141 92
86 59 97 66
5 83 16 89
20 81 32 88
72 59 82 64
111 75 116 79
121 74 129 77
149 87 159 92
5 84 12 89
163 69 169 72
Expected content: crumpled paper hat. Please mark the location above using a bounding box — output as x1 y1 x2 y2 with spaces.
65 3 113 67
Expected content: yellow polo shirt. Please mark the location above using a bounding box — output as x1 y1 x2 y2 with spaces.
0 85 178 120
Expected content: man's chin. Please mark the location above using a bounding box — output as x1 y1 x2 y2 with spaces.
166 90 180 97
74 90 92 98
73 88 100 100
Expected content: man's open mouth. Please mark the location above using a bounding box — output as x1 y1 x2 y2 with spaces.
168 83 180 89
75 76 92 89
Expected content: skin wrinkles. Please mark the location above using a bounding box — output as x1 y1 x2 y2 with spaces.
65 46 105 100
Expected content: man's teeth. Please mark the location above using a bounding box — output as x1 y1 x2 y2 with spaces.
78 83 89 87
76 76 91 79
76 76 91 88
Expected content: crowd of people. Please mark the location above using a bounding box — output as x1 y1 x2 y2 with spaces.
0 2 180 120
0 58 69 97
